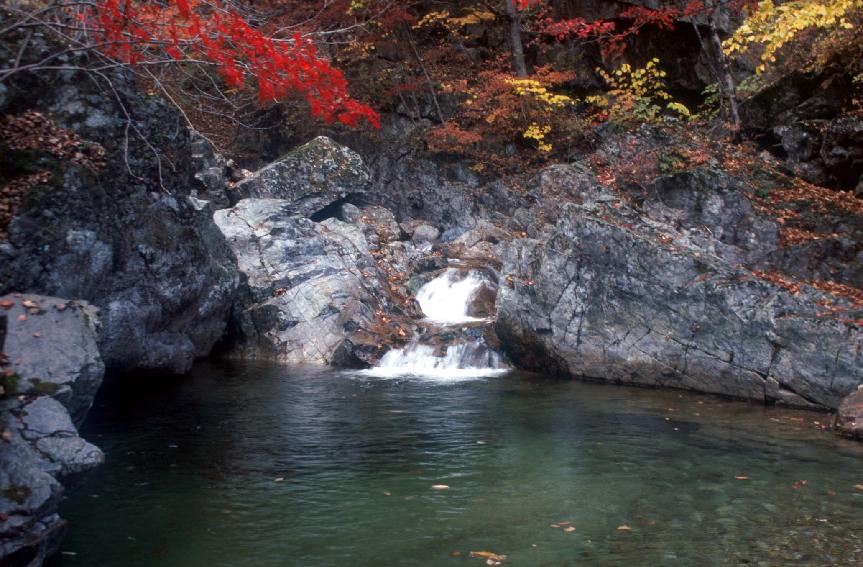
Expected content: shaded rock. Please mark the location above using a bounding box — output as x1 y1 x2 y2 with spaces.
214 199 401 366
497 199 862 409
0 60 239 375
230 136 369 216
833 388 863 440
639 168 780 267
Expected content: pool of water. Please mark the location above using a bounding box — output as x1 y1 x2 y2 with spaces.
50 362 863 566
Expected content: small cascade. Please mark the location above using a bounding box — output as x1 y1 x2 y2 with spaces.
416 269 487 325
364 268 508 380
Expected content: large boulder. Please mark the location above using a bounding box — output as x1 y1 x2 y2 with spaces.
214 199 404 366
0 295 104 566
229 136 370 216
497 193 863 410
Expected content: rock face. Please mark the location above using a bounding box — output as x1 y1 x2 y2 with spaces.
0 61 239 375
833 389 863 440
0 295 103 423
740 70 863 190
229 136 370 216
0 295 104 566
496 167 863 410
214 199 399 366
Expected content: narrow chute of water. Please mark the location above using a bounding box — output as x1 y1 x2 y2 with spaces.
363 268 508 380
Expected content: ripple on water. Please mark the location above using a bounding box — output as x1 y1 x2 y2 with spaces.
50 362 863 567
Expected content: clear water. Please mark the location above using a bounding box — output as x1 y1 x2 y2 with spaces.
50 362 863 567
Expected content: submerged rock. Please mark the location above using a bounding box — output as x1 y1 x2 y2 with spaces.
0 296 104 566
497 183 863 410
214 199 399 366
833 389 863 440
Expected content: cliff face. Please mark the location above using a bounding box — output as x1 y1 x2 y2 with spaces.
0 48 239 375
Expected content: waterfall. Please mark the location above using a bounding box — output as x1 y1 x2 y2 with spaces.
363 268 508 379
416 269 487 325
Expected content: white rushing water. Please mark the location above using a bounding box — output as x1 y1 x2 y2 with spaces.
363 343 508 380
363 268 508 380
416 269 487 325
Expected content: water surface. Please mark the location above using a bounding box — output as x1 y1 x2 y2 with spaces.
51 362 863 566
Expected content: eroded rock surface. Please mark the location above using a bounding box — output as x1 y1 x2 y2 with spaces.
496 169 863 410
214 199 405 366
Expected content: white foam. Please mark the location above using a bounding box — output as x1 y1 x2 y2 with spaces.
416 269 487 325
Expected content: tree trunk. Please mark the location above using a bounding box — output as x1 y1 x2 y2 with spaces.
504 0 529 78
707 0 741 131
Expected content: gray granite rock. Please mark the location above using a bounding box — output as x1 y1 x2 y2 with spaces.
0 296 104 566
230 136 369 216
1 295 102 424
214 199 399 366
497 197 863 410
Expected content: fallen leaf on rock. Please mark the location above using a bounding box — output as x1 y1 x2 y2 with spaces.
431 484 449 490
17 315 26 322
0 300 13 309
616 525 633 531
21 299 38 309
470 551 506 561
1 430 12 442
32 333 42 338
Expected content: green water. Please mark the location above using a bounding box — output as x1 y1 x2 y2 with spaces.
50 362 863 566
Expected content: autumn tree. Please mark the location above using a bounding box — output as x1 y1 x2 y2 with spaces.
0 0 380 135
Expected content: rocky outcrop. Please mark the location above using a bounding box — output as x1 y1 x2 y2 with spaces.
496 167 863 410
229 136 370 216
214 199 408 366
0 55 239 374
0 295 104 566
740 69 863 191
833 388 863 440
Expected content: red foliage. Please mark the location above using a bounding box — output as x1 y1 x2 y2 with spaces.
86 0 379 128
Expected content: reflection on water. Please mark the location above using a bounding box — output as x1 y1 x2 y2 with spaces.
51 362 863 567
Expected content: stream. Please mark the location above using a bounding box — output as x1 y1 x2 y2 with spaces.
50 364 863 566
47 269 863 567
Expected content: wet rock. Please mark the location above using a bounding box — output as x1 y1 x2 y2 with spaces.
0 296 104 566
833 388 863 440
230 136 370 216
497 199 863 409
214 199 400 366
